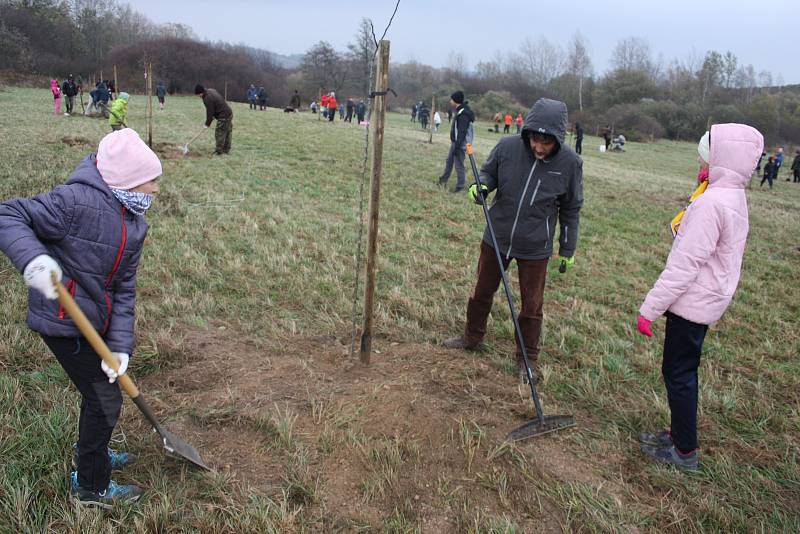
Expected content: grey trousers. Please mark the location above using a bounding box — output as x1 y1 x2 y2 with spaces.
440 142 466 189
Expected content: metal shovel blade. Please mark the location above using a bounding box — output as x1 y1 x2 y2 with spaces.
180 144 189 155
160 428 209 470
507 415 576 442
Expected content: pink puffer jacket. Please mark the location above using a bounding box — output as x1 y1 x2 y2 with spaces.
640 123 764 325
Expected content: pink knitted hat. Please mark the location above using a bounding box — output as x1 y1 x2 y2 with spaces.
96 129 162 190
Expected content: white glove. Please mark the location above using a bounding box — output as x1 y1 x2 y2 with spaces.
101 352 129 383
203 124 209 129
23 254 62 300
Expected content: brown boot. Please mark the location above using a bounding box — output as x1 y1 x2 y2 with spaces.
442 336 485 351
516 356 539 385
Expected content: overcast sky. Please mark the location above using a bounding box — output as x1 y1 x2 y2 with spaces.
127 0 799 84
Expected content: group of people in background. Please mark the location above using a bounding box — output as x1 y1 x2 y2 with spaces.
246 84 269 111
759 147 800 188
309 92 367 124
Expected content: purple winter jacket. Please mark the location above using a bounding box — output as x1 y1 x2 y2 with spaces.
0 154 148 354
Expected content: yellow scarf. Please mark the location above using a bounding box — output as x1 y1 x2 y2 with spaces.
670 180 708 238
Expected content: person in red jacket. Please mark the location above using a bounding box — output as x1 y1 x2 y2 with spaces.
327 92 338 122
503 113 512 134
515 113 524 134
321 94 329 119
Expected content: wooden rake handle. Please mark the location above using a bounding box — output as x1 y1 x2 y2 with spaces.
51 272 141 399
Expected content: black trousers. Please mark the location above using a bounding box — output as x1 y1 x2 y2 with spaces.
793 169 799 183
575 137 582 155
42 335 122 492
661 312 708 452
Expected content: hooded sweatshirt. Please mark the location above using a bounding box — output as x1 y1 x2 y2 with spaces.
640 123 764 325
450 102 475 148
479 98 583 261
0 155 150 354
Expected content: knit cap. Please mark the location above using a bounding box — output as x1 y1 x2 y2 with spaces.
118 92 130 102
96 129 162 190
698 131 710 164
451 90 464 104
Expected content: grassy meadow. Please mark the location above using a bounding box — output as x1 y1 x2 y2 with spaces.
0 86 798 532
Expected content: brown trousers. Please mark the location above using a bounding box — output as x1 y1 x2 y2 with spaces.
465 241 548 361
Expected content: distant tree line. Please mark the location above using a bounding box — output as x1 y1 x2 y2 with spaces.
2 0 797 144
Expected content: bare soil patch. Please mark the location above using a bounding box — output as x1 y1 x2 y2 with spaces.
125 327 621 531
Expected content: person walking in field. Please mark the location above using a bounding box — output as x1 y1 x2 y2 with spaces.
437 91 475 193
321 93 329 119
775 147 784 180
258 87 268 110
289 90 302 111
503 112 512 134
247 84 258 110
51 79 62 116
327 92 338 122
411 103 417 123
195 84 233 155
442 98 583 383
791 149 800 183
0 128 163 507
515 113 523 134
345 98 354 123
433 110 442 132
602 126 612 151
356 99 366 124
493 112 502 133
760 156 776 189
338 102 345 121
574 121 584 155
62 75 78 115
108 92 129 131
155 81 167 110
637 124 763 472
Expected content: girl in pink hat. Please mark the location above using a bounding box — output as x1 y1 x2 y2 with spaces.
0 128 161 508
50 79 62 115
636 124 764 471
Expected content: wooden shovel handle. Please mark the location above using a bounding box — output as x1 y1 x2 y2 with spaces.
51 272 140 399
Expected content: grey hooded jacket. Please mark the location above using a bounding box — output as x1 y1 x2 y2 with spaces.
479 98 583 260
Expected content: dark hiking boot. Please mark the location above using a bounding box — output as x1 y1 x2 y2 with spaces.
72 443 136 471
638 430 673 448
70 472 143 509
437 177 448 187
442 336 485 351
640 444 699 472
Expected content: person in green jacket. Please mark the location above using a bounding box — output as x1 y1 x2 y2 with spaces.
108 92 129 131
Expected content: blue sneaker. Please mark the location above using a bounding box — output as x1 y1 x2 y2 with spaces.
638 429 673 448
72 443 136 471
70 471 142 508
640 444 699 472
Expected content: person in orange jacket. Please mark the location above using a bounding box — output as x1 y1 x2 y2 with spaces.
515 113 524 134
503 112 512 134
327 92 338 122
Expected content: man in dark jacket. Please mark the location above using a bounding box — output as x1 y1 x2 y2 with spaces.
437 91 475 192
443 98 584 382
345 98 354 122
62 75 79 115
574 121 584 155
289 90 301 111
355 99 366 123
791 149 800 183
155 81 167 110
195 84 233 155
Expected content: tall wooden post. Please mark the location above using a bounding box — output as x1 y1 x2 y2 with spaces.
146 63 153 146
114 65 118 93
224 79 228 101
429 94 436 144
359 40 390 365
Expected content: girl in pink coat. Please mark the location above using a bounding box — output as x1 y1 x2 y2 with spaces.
636 123 763 471
51 79 62 115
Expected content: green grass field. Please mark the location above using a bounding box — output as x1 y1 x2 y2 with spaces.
0 86 798 532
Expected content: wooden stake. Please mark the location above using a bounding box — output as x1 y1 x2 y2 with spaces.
359 40 390 365
114 65 118 93
224 79 228 101
147 62 153 147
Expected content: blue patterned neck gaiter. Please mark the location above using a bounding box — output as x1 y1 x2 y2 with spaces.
110 188 153 216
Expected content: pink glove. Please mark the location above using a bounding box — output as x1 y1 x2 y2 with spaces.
637 315 653 337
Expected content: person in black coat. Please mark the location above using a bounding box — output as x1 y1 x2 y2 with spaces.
760 156 776 189
574 121 584 155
